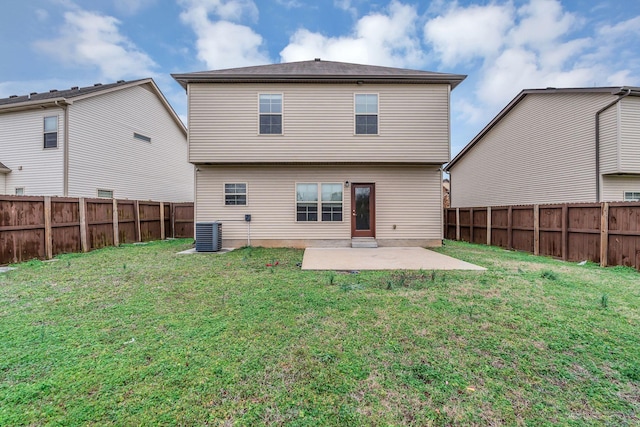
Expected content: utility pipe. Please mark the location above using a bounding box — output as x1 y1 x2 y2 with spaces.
595 88 631 202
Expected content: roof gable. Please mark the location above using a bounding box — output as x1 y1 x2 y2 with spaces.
0 161 10 173
172 59 466 89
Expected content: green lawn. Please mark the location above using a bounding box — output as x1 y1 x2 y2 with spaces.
1 240 638 426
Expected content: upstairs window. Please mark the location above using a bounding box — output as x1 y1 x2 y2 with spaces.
44 116 58 148
355 94 378 135
259 94 282 134
225 183 247 205
624 192 640 201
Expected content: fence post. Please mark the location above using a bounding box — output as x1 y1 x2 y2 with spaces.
79 197 89 252
487 206 491 246
455 208 460 241
600 202 609 267
469 208 474 244
44 196 53 260
507 206 513 249
533 204 540 256
112 199 119 247
135 200 141 242
160 202 165 240
561 204 568 261
171 203 176 238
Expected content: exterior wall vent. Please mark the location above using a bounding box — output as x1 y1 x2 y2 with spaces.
195 222 222 252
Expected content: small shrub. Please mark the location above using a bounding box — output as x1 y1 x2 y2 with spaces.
326 271 336 286
541 270 558 281
600 294 609 309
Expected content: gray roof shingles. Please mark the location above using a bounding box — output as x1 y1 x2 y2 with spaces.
173 59 466 88
0 79 148 107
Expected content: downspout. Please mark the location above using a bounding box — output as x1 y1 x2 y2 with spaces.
54 100 70 196
595 89 631 202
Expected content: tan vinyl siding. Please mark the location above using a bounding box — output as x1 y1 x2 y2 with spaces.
598 104 619 175
602 175 640 201
67 85 193 202
0 108 65 196
196 165 442 244
188 83 450 164
450 93 615 207
619 96 640 173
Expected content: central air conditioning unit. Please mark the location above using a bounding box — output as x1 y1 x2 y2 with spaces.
195 222 222 252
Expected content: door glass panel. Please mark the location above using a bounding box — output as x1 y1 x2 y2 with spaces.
355 187 370 230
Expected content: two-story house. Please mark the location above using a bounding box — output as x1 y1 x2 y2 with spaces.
173 59 465 248
0 78 193 202
446 87 640 207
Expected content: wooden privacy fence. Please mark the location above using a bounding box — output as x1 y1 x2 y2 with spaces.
445 202 640 270
0 196 194 265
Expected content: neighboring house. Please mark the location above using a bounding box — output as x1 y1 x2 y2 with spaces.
443 178 450 208
172 59 465 248
446 87 640 207
0 79 193 201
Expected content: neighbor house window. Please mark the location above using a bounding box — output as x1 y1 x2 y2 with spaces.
296 183 343 222
134 132 151 143
15 187 24 196
259 94 282 134
224 183 247 205
624 192 640 201
97 189 113 198
44 116 58 148
355 94 378 135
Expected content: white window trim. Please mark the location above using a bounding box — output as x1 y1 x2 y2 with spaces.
258 93 284 136
354 93 379 136
223 182 248 206
295 182 344 223
97 189 114 198
15 187 25 196
623 191 640 201
43 115 58 149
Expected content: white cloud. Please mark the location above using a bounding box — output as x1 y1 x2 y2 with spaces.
280 1 425 68
178 0 269 69
334 0 358 18
113 0 156 15
424 3 514 66
35 9 49 21
424 0 639 112
33 10 157 80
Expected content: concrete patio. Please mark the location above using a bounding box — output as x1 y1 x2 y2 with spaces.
301 247 486 271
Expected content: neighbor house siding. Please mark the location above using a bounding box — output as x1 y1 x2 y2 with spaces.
188 83 450 164
598 104 619 175
196 165 443 247
602 175 640 201
619 96 640 173
67 84 193 202
0 108 65 196
0 174 5 194
450 93 615 207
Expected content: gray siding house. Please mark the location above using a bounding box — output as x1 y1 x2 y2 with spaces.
173 59 465 248
446 87 640 207
0 79 193 202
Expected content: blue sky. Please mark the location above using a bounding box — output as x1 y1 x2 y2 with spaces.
1 0 639 157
